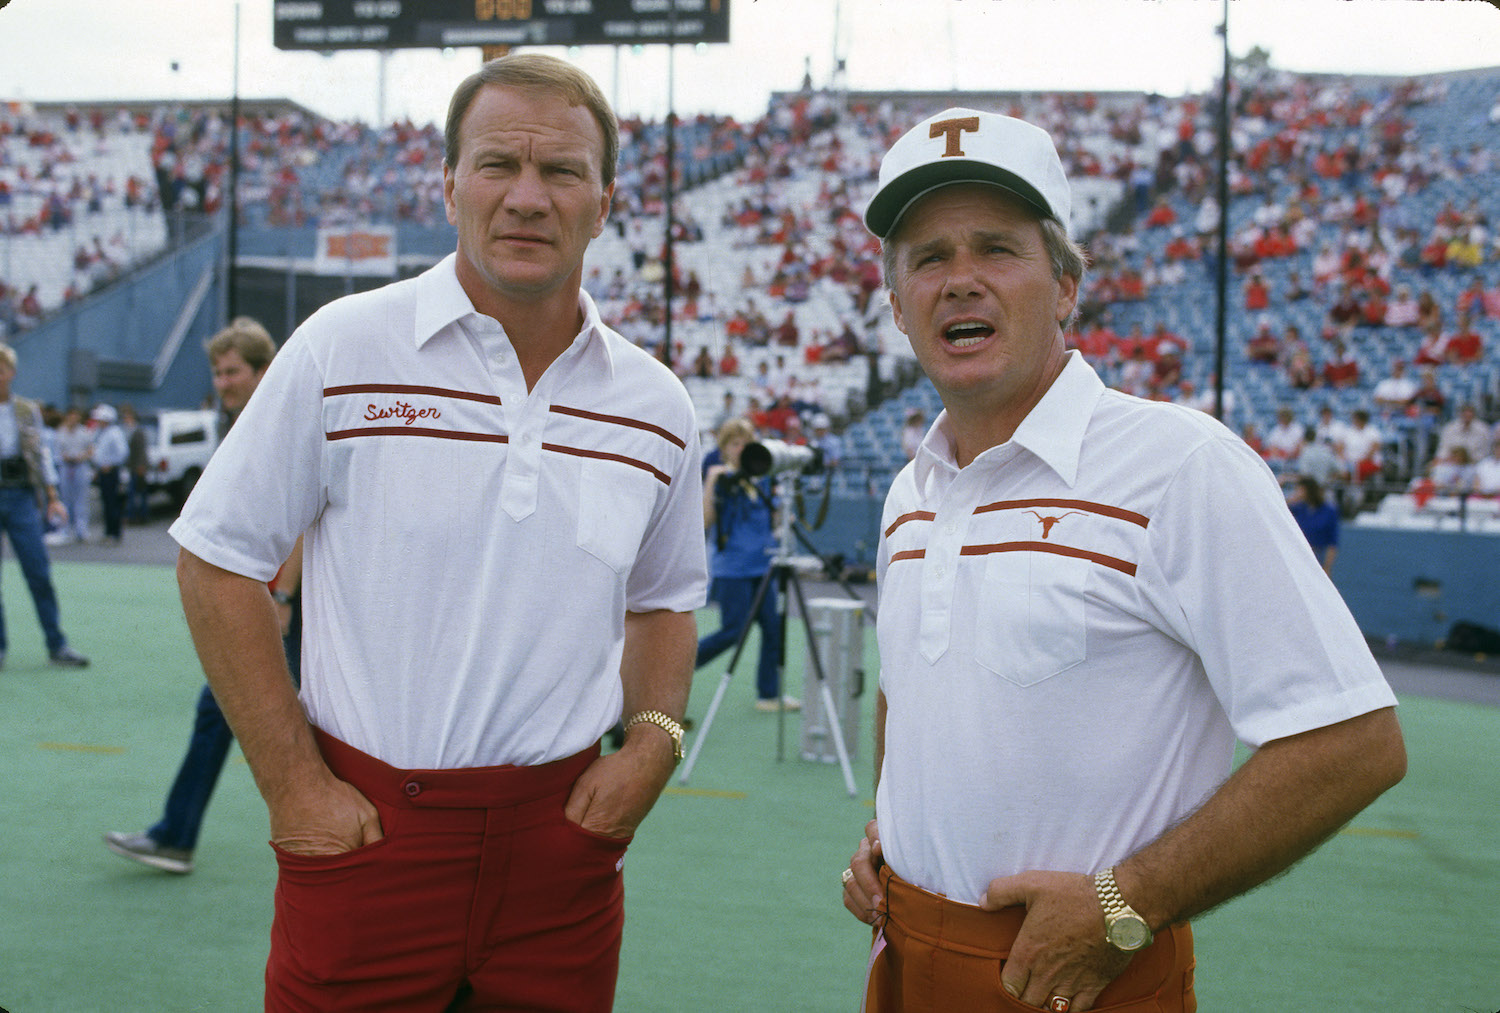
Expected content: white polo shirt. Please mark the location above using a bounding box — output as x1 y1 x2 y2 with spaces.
874 352 1395 904
171 254 708 770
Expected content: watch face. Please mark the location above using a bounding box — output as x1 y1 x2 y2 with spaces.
1109 914 1151 951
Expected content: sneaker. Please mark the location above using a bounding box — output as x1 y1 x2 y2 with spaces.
49 646 89 667
104 831 194 874
754 695 802 713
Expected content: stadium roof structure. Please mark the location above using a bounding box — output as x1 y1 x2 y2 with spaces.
15 96 324 122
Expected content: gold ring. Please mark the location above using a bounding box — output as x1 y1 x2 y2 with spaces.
1048 997 1071 1013
841 868 855 885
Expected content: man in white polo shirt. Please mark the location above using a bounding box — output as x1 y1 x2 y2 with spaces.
171 54 706 1011
840 108 1406 1013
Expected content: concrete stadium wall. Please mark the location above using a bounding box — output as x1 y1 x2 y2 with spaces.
1335 528 1500 648
11 232 226 412
797 491 885 570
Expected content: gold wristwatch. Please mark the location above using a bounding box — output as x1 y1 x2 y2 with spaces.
623 710 685 763
1094 867 1153 952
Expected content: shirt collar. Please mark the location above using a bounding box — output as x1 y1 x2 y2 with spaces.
1006 351 1102 488
912 351 1103 490
413 254 476 348
414 253 615 380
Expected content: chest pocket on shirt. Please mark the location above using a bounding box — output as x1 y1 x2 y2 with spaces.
975 549 1089 686
577 459 658 574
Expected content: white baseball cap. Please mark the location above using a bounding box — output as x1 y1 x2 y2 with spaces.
864 107 1071 240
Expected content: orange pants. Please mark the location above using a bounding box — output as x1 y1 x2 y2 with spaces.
865 866 1196 1013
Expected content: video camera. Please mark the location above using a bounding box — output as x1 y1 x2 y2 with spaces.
740 439 825 478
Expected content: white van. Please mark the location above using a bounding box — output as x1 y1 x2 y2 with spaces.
140 409 219 505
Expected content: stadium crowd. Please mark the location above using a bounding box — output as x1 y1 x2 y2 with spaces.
4 62 1500 521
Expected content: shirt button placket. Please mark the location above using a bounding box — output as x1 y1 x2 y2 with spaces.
919 507 964 663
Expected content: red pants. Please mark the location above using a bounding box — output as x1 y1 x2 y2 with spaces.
265 729 630 1012
865 866 1196 1013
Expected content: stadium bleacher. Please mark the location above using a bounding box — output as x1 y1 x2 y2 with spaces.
4 64 1500 533
0 106 169 326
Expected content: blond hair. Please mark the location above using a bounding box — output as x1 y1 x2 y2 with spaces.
716 417 755 450
205 317 277 372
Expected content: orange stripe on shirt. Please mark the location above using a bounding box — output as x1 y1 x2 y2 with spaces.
973 498 1149 528
960 540 1138 576
885 511 936 538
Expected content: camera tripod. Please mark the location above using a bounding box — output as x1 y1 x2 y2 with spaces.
678 473 873 797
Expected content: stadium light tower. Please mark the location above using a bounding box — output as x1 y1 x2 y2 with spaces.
661 0 679 373
227 0 242 320
1212 0 1230 421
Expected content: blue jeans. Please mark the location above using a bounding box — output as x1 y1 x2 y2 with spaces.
0 486 68 653
696 573 782 700
149 602 302 851
149 683 233 851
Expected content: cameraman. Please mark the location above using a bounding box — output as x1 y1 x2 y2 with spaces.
696 418 797 712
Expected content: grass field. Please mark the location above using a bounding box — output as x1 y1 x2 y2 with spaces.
2 559 1497 1012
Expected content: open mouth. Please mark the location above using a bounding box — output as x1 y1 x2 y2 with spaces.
944 321 994 348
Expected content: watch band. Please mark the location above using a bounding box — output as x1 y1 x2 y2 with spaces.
1095 867 1153 951
1095 867 1129 918
623 710 685 762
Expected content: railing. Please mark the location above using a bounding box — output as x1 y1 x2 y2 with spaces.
1352 489 1500 534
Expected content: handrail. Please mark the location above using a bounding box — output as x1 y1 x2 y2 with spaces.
152 259 215 389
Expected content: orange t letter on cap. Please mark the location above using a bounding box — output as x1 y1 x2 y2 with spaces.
929 116 981 157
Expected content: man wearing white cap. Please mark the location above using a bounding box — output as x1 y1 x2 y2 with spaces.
840 108 1406 1012
90 403 129 544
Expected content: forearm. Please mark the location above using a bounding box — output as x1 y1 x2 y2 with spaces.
177 548 324 809
621 608 696 725
1116 707 1405 930
563 608 697 836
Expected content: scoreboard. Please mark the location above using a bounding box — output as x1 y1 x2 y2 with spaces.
273 0 730 50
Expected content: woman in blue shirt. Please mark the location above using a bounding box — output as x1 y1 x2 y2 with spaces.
1289 475 1340 575
696 418 797 711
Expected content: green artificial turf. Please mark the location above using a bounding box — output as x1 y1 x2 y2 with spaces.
2 561 1495 1012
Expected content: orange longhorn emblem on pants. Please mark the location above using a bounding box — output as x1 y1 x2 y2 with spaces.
1025 510 1083 539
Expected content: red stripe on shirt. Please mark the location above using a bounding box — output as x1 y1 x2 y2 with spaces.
323 390 685 454
324 384 503 406
326 428 670 485
543 443 671 485
327 426 507 444
550 405 687 449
